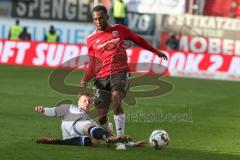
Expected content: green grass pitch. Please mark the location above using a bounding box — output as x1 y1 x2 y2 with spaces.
0 65 239 160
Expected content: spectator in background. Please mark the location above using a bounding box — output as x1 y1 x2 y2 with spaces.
194 0 206 15
44 25 59 43
165 34 180 50
19 27 31 41
111 0 127 25
8 19 23 40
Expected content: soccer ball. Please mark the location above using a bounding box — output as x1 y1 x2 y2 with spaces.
149 129 170 149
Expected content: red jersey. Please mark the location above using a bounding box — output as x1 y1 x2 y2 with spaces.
83 24 159 82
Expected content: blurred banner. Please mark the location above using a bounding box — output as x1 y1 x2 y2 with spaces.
162 14 240 40
160 32 240 56
11 0 107 22
164 51 240 81
127 12 155 35
125 0 186 14
203 0 232 17
0 0 11 17
0 39 239 81
0 18 94 44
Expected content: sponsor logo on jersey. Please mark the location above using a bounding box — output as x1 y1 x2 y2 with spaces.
112 31 119 37
96 38 120 50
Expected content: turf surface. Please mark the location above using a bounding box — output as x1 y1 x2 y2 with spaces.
0 65 239 160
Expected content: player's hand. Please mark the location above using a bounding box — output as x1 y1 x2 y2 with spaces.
35 106 44 113
133 140 147 147
91 138 101 145
80 80 88 88
157 51 168 60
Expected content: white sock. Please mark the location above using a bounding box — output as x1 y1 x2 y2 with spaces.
114 114 125 136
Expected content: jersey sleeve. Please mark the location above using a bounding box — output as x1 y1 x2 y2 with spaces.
55 104 70 117
82 40 96 82
43 107 56 116
120 25 159 53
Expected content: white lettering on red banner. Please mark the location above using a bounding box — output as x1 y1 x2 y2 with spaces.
0 39 240 81
0 41 30 64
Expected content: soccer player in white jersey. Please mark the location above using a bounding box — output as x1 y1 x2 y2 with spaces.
35 93 131 146
35 93 148 147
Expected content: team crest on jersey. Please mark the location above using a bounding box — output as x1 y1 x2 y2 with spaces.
96 39 100 44
112 31 119 37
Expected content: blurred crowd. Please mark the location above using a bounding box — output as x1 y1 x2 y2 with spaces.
5 0 240 51
8 19 60 43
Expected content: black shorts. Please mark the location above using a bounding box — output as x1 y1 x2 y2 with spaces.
93 71 130 107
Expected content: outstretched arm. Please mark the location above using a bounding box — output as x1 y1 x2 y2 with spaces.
80 58 95 87
35 106 56 117
126 140 147 147
123 26 168 60
80 47 96 87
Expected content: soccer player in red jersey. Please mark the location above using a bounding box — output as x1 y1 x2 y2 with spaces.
80 5 168 150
